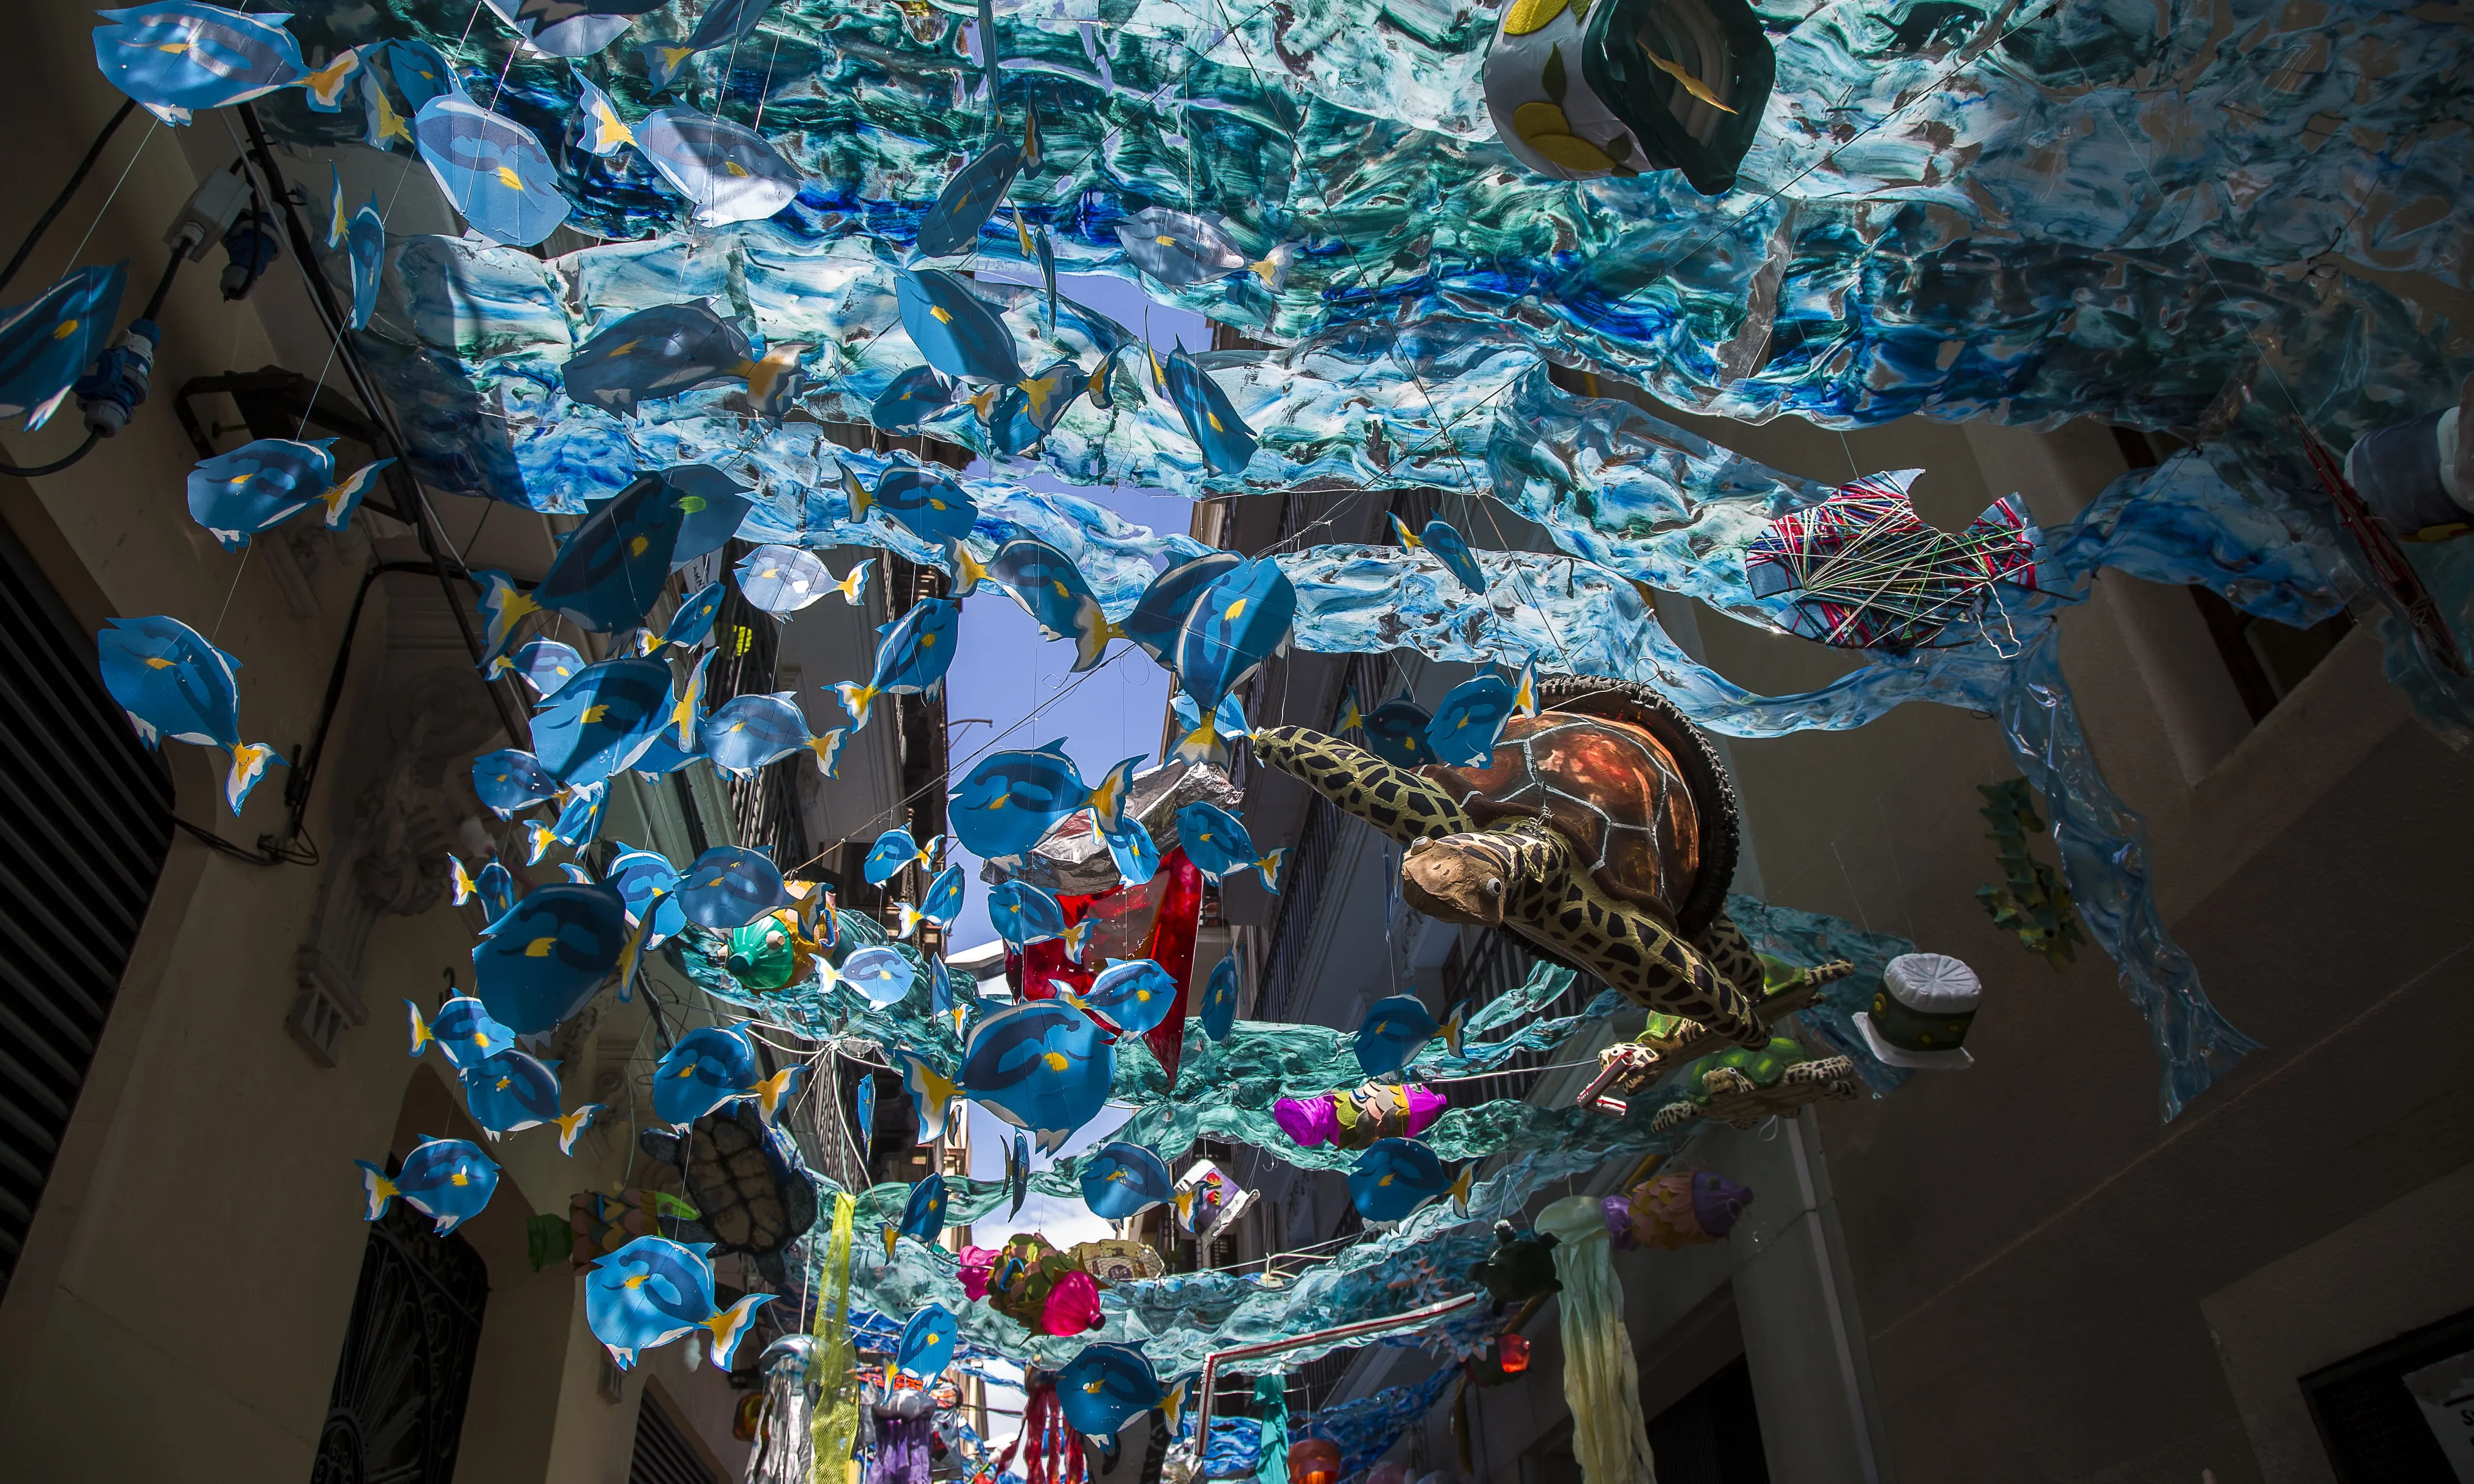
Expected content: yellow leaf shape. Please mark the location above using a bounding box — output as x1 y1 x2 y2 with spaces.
1512 101 1574 140
1503 0 1570 35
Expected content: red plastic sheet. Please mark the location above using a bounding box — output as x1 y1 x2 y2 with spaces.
1006 848 1206 1087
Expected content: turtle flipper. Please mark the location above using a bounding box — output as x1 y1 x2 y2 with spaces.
1694 911 1768 1000
1251 725 1475 843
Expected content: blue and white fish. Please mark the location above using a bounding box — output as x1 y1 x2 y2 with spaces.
677 846 790 929
1059 917 1096 965
469 569 542 675
1167 691 1250 767
1348 1137 1466 1223
1097 752 1155 850
915 127 1028 258
896 268 1022 385
1199 954 1238 1042
471 882 631 1034
1353 993 1468 1079
869 364 952 434
853 1070 877 1163
887 1172 947 1257
849 464 977 547
1392 514 1489 594
501 638 584 697
986 540 1120 672
1079 1142 1174 1220
355 1136 500 1235
572 69 636 155
833 597 958 732
1170 557 1293 763
92 2 304 124
564 302 777 415
1124 552 1240 665
185 438 391 549
0 264 127 430
1055 1343 1186 1437
1332 685 1367 736
405 994 517 1069
299 45 365 114
459 1048 604 1153
962 999 1114 1156
1013 207 1060 330
987 879 1067 948
529 656 672 785
1361 698 1434 768
665 464 756 564
951 742 1092 862
1173 802 1284 892
637 107 802 227
653 1023 799 1127
820 945 915 1007
895 1303 959 1383
1510 657 1540 717
900 863 964 937
545 777 608 852
536 473 688 633
414 96 570 247
380 38 461 113
607 847 686 947
727 544 826 615
1063 958 1178 1037
586 1235 774 1370
474 860 518 920
975 359 1084 456
487 0 658 58
1424 673 1516 768
1102 813 1160 887
1163 345 1256 476
1115 207 1291 290
700 693 847 778
1004 1129 1029 1219
892 1047 960 1143
96 614 282 813
326 172 386 331
471 748 561 817
863 827 940 885
658 581 727 651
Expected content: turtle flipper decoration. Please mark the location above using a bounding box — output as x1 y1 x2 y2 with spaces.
1647 1037 1861 1132
1251 677 1776 1046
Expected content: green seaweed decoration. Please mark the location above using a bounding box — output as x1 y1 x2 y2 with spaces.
1975 779 2086 968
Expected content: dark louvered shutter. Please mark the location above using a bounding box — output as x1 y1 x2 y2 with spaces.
0 513 171 1299
628 1392 723 1484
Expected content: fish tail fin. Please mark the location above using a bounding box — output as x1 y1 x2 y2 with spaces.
523 821 557 866
834 681 878 733
354 1160 398 1220
844 470 874 521
1072 610 1113 671
835 558 873 605
951 541 987 595
405 1000 433 1058
881 1223 899 1260
225 741 285 815
1157 1378 1188 1434
553 1103 604 1157
1390 513 1422 549
1256 847 1288 894
1172 712 1221 766
322 458 391 529
807 729 847 778
448 854 477 906
1443 998 1470 1058
705 1294 776 1370
1450 1162 1474 1215
1249 245 1294 291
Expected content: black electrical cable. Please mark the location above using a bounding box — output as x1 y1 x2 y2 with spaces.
140 242 185 320
0 97 136 295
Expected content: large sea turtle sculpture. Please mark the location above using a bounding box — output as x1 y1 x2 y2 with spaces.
1253 677 1790 1049
639 1099 821 1286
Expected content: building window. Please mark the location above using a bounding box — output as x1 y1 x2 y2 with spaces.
2300 1304 2474 1483
1646 1355 1770 1484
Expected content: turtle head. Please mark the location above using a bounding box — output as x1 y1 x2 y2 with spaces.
1402 834 1510 927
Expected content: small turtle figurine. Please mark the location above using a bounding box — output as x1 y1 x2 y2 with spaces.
639 1100 822 1285
1467 1219 1562 1313
1253 677 1772 1045
1647 1036 1860 1133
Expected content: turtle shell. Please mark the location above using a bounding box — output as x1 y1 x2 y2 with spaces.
1416 676 1739 936
668 1101 819 1270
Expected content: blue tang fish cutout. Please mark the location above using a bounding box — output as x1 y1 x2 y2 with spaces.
572 69 637 154
651 1024 787 1128
637 107 802 226
529 656 671 784
1349 1138 1467 1223
1065 958 1178 1037
1123 552 1240 665
1102 813 1160 888
1172 802 1285 893
299 45 364 114
951 742 1092 863
1116 208 1290 290
1332 685 1366 736
356 1136 500 1235
986 879 1066 949
987 540 1119 671
1362 698 1434 768
895 1172 947 1248
1511 657 1540 718
899 863 965 937
488 0 664 58
586 1235 774 1369
472 748 562 816
326 173 386 330
1056 1343 1184 1437
543 778 608 854
821 945 916 1007
896 269 1022 385
660 581 727 650
1424 674 1516 768
892 1048 960 1143
1168 691 1250 768
1012 207 1060 330
700 693 847 778
1171 557 1293 763
849 464 978 548
1354 993 1460 1079
628 727 706 779
469 569 542 676
380 38 460 114
1199 955 1238 1042
405 994 516 1069
663 649 713 752
471 860 517 920
1079 1142 1174 1220
1393 514 1489 594
895 1304 959 1383
864 827 938 885
458 1047 604 1152
640 0 774 89
608 848 686 947
732 544 833 614
414 96 570 247
504 638 585 697
1004 1130 1029 1219
96 614 281 813
1163 345 1257 476
834 596 958 732
0 264 127 430
666 464 756 562
853 1070 877 1163
471 882 630 1034
185 437 390 549
536 473 688 632
976 359 1083 456
564 302 778 415
92 3 303 124
870 364 952 434
677 846 790 928
915 130 1026 257
962 999 1114 1156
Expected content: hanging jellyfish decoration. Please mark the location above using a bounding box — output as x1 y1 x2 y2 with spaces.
1741 472 2040 654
